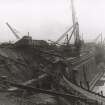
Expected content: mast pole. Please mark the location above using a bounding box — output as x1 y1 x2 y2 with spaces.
71 0 76 40
71 0 80 45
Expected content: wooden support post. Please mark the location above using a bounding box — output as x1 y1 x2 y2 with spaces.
83 64 90 90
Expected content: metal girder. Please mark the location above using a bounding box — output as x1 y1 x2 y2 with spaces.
0 76 97 104
55 23 77 44
6 22 20 39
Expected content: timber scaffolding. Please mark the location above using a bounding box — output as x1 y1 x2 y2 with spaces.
0 20 105 105
0 20 104 105
0 0 104 104
0 40 104 105
0 60 104 105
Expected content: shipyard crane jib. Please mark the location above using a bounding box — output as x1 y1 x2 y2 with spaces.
55 0 81 47
6 22 20 39
55 22 77 44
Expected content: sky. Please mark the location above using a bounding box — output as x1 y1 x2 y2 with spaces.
0 0 104 42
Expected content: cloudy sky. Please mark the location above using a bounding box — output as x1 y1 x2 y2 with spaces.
0 0 104 42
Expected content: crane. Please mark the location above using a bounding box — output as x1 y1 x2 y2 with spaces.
55 22 77 44
52 0 82 57
55 0 81 46
6 22 20 39
94 33 102 44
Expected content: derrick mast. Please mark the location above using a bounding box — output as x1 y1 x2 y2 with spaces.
71 0 76 31
51 0 81 57
71 0 80 47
